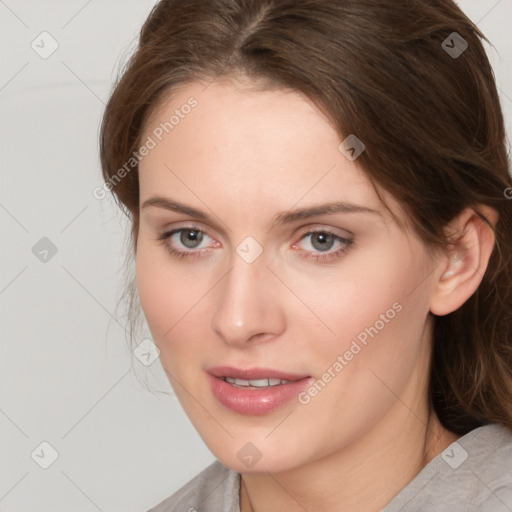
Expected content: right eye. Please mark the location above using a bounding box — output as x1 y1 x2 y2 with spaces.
155 227 219 260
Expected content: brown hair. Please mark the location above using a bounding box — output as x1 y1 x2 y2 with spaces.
99 0 512 435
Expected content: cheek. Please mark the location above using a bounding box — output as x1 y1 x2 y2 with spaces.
293 240 431 393
294 241 425 345
135 243 206 352
295 246 431 413
136 247 172 336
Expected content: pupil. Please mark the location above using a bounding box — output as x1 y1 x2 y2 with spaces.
311 232 334 251
180 229 203 248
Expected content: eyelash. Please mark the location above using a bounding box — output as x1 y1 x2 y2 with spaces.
295 231 353 262
154 226 211 261
154 227 354 262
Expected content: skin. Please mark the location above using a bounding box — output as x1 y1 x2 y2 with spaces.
135 77 498 512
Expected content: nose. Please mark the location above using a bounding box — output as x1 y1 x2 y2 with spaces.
210 254 286 347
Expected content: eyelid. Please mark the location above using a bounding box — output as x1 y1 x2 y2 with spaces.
291 232 352 251
292 223 353 242
154 223 354 262
143 209 231 241
167 226 219 246
160 225 349 247
159 222 218 241
154 224 221 252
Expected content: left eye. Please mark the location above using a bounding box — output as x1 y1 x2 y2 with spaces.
297 231 351 253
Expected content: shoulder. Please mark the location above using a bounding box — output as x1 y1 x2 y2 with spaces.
463 423 512 510
384 423 512 511
146 460 240 512
460 423 512 478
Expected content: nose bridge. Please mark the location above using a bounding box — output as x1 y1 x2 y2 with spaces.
210 251 284 346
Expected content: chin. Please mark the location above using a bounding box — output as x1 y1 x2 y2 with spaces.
198 430 312 475
215 451 301 474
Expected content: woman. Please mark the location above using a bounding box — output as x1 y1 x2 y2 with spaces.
99 0 512 510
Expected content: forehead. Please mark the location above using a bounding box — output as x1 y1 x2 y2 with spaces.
138 79 401 226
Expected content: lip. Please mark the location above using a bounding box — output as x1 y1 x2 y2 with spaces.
207 366 314 415
207 365 310 381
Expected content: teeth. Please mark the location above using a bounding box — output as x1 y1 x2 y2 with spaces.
224 377 290 387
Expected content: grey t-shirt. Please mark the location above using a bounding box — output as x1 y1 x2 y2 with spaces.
147 423 512 511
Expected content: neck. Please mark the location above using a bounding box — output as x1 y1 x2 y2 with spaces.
240 401 459 512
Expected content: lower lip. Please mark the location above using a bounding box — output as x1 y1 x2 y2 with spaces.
207 374 313 415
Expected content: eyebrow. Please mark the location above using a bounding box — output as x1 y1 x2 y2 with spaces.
141 197 209 219
141 196 382 224
273 202 382 224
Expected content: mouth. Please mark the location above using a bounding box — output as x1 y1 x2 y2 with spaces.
207 366 313 415
207 365 310 381
220 376 292 389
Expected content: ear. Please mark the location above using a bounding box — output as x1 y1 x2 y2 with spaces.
429 205 499 316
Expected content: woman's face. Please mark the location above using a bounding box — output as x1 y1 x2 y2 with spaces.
136 78 443 473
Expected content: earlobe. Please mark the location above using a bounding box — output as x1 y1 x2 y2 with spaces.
429 205 498 316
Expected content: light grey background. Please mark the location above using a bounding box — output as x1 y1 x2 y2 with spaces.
0 1 511 511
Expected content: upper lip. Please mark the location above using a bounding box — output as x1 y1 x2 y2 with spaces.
207 366 310 381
